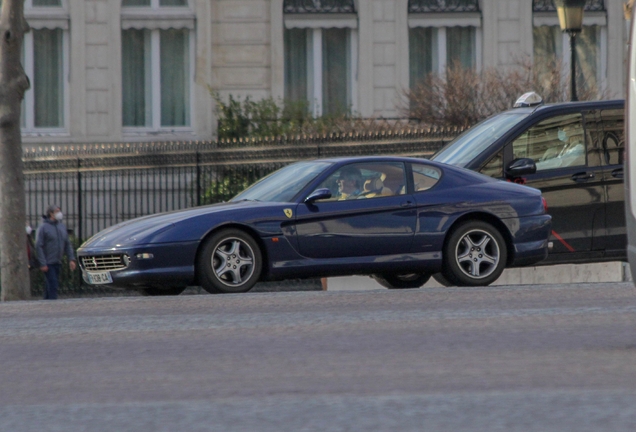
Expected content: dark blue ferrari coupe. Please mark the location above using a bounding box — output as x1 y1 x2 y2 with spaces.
77 156 552 295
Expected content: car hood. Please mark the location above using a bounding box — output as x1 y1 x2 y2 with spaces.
79 201 277 249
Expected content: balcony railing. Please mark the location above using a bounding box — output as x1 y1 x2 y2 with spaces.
532 0 605 12
283 0 356 14
408 0 480 13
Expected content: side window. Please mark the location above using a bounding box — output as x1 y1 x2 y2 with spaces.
511 113 586 172
600 109 624 166
478 150 503 178
411 163 442 192
313 162 406 201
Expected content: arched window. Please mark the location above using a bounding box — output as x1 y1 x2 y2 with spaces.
283 0 358 116
22 0 69 133
532 0 606 95
121 0 194 131
408 0 482 88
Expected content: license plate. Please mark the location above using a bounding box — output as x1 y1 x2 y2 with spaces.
84 271 113 285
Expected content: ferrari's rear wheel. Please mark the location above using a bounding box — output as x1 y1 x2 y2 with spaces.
138 286 187 296
372 273 430 289
442 221 507 287
198 229 262 294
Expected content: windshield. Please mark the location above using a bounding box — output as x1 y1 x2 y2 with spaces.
431 112 530 167
231 161 331 203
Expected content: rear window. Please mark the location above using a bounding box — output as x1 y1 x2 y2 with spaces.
411 163 442 192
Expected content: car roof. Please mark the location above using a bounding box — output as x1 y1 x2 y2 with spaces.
312 156 427 164
306 155 474 176
506 98 624 116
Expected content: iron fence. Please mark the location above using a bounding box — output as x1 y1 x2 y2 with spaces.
21 127 458 297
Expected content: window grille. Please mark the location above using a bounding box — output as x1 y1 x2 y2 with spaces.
283 0 356 14
532 0 605 12
408 0 480 13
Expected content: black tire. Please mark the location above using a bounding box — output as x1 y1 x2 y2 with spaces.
197 229 262 294
138 286 187 296
372 273 430 289
442 221 507 287
432 273 453 287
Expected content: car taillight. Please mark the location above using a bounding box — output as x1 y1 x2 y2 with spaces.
542 197 548 213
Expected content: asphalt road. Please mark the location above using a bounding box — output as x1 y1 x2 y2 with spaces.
1 282 636 432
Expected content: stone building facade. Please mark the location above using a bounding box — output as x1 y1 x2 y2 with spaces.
21 0 627 146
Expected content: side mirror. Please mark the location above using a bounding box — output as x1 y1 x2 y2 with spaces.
505 158 536 178
304 188 332 203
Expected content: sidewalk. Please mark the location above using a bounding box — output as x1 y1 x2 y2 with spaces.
326 261 633 291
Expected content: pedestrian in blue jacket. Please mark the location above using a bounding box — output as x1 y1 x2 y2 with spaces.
35 205 77 300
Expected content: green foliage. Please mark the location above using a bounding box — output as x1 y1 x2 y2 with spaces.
211 90 402 139
200 171 257 204
214 93 252 139
199 166 288 204
212 91 318 139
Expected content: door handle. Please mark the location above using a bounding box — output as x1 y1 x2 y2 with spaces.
400 200 414 208
611 168 624 179
571 172 595 182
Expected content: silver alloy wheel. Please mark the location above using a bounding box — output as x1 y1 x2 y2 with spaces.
211 237 256 287
454 228 500 280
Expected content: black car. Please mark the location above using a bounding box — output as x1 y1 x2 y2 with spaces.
432 94 625 265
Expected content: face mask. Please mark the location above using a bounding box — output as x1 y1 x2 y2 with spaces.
558 129 567 142
54 212 64 221
26 226 32 235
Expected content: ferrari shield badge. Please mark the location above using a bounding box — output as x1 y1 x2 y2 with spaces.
284 208 293 218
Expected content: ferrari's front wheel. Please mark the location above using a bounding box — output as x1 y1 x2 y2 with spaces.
198 229 262 294
442 221 507 287
372 273 430 289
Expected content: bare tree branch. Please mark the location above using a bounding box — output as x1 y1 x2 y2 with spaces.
402 58 610 129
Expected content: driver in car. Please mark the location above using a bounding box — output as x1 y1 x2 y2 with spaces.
537 123 585 170
337 167 363 200
557 124 585 166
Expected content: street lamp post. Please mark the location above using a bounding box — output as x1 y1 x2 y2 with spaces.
555 0 586 102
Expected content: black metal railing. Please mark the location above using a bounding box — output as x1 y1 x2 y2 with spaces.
20 127 459 297
408 0 480 13
283 0 356 14
532 0 605 12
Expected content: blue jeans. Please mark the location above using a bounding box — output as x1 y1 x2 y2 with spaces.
43 264 62 300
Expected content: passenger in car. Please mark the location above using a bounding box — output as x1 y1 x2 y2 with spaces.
362 175 392 198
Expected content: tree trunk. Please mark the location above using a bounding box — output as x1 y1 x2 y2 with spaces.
0 0 31 301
